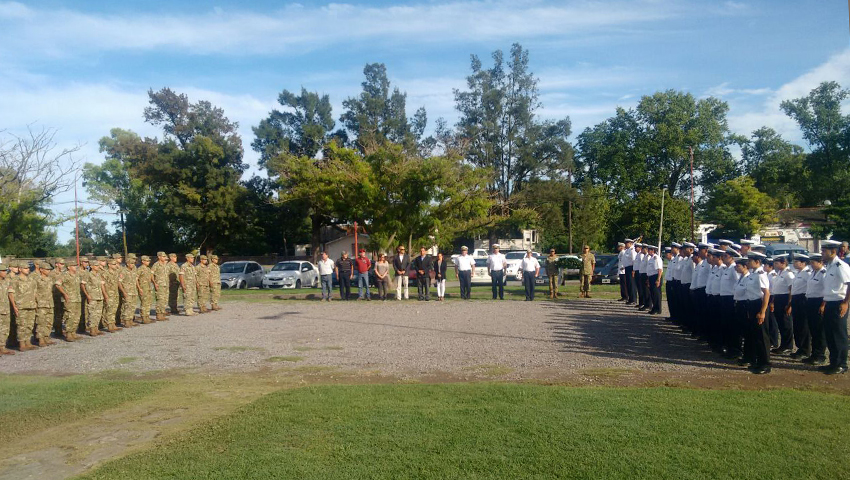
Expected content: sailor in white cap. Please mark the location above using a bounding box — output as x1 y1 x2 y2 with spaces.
731 256 750 363
789 254 812 360
622 238 639 304
739 239 755 257
818 240 850 374
666 243 681 322
690 243 711 339
616 242 627 301
743 251 772 374
678 242 696 329
636 243 651 311
646 245 663 314
769 254 796 355
705 248 726 351
719 249 742 358
803 253 828 366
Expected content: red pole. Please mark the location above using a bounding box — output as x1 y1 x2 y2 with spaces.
354 221 358 255
689 146 695 243
74 174 80 265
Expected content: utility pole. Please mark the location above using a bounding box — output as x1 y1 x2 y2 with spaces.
119 210 128 259
568 167 574 254
74 173 80 265
689 146 695 243
658 187 666 249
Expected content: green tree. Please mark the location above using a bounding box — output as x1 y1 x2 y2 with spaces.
568 180 611 252
741 127 807 208
702 177 777 238
780 81 850 205
454 43 573 241
612 189 692 247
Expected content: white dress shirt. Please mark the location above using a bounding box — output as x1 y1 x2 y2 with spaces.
487 253 506 271
317 258 335 275
720 264 740 296
733 271 749 301
806 267 827 298
745 267 770 301
455 254 475 271
622 247 636 268
770 267 795 295
520 256 540 273
791 266 811 296
680 258 695 285
822 257 850 302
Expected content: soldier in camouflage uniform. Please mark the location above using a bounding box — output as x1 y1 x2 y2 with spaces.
118 254 140 327
34 262 58 346
84 261 106 336
9 261 38 351
137 255 155 324
51 258 65 335
55 261 81 341
151 252 170 321
196 255 212 314
78 256 91 331
167 253 180 315
180 253 198 316
0 264 14 355
210 255 222 311
102 259 121 332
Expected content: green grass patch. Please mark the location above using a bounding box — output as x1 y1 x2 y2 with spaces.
0 374 163 442
82 384 850 479
212 346 265 353
266 356 305 363
292 346 314 352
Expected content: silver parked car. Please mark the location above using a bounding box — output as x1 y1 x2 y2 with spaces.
262 261 319 289
220 261 265 289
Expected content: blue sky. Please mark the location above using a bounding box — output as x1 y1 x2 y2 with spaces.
1 0 849 241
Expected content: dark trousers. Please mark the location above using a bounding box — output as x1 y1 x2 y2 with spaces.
691 288 706 335
522 274 536 300
721 296 739 356
619 274 627 300
806 297 826 360
791 294 811 355
707 295 722 347
747 299 771 368
823 301 849 368
417 275 430 300
491 270 505 299
738 300 752 362
636 272 646 307
648 274 661 313
338 274 351 300
666 280 676 319
773 294 794 351
767 309 779 348
458 270 472 299
679 283 692 328
625 266 636 303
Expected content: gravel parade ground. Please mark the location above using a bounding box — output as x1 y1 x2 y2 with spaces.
2 298 848 389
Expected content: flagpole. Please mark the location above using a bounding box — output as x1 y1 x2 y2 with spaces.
74 172 80 265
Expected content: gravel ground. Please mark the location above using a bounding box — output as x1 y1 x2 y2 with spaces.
1 299 848 386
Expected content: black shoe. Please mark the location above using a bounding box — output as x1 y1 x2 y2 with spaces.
625 302 635 305
803 356 827 366
617 298 626 302
789 351 807 360
749 365 771 375
823 366 847 375
637 307 647 311
771 348 792 355
736 358 750 366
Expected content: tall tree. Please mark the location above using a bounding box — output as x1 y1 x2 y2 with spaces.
454 43 572 239
341 63 427 154
780 81 850 204
741 127 807 208
252 88 336 168
701 177 777 238
611 189 692 246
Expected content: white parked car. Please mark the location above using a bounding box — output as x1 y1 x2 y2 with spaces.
262 261 319 289
450 248 489 263
504 251 543 281
470 258 495 285
220 261 265 289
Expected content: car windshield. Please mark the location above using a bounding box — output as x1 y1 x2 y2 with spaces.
219 263 246 274
505 252 525 259
474 259 488 267
271 262 300 272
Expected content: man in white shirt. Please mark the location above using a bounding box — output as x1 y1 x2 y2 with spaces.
616 242 627 301
622 238 638 304
803 253 828 366
706 249 726 350
317 252 335 302
454 246 476 300
819 240 850 374
744 252 772 374
665 243 680 322
769 255 795 354
678 243 696 330
647 245 664 315
731 257 750 363
487 245 507 300
790 254 812 359
520 250 540 301
719 249 741 358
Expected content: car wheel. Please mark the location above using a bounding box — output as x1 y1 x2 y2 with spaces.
312 277 319 288
295 280 301 289
238 281 246 290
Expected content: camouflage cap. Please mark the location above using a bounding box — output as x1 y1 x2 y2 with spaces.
0 263 7 271
39 261 53 270
54 257 65 264
169 253 177 258
96 256 108 262
210 255 219 260
126 253 137 260
112 253 123 259
141 255 151 261
66 260 78 267
199 254 208 260
9 261 20 268
79 256 89 263
185 253 195 258
108 259 118 266
157 251 167 257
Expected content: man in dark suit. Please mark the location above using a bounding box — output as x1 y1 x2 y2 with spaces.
412 247 433 301
393 246 410 300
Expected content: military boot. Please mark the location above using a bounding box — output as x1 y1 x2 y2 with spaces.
0 347 15 355
199 305 208 314
19 340 35 351
36 336 51 346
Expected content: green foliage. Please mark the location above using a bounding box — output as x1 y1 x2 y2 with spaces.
83 384 850 480
612 189 692 246
780 81 850 205
741 127 807 208
569 180 611 251
576 91 737 201
557 256 582 269
702 177 777 238
808 195 850 240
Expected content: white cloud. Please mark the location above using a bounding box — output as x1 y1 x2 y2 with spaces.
0 0 683 57
727 48 850 143
704 82 772 98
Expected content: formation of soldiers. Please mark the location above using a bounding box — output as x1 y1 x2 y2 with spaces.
619 238 850 375
1 252 222 354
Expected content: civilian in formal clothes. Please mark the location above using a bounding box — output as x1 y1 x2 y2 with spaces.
412 247 433 301
393 246 410 300
433 252 448 301
335 251 354 301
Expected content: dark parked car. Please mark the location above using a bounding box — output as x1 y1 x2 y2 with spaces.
764 243 809 258
591 254 619 285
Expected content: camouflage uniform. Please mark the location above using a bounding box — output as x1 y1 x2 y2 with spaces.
209 255 222 310
0 265 12 354
102 260 121 331
137 256 154 323
196 255 211 313
34 263 58 344
78 257 91 331
51 258 66 334
118 256 139 326
151 252 170 320
167 254 180 314
9 263 38 349
59 263 83 340
180 254 198 316
85 267 105 335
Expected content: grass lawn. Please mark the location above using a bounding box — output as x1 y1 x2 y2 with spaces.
222 282 622 303
0 374 163 441
81 383 850 480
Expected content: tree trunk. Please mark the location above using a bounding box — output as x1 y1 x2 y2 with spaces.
311 213 322 264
